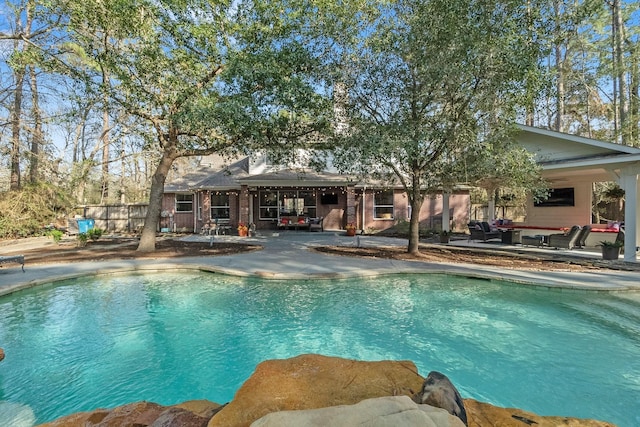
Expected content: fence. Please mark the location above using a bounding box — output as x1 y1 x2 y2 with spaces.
75 204 149 233
470 204 527 223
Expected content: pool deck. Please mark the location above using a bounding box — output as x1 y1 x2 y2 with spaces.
0 231 639 296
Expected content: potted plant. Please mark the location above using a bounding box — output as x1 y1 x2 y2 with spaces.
599 240 623 260
237 223 249 237
439 230 450 243
345 223 357 236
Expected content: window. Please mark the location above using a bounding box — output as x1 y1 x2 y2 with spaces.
210 193 230 220
279 190 299 216
259 190 317 219
175 194 193 212
299 190 317 218
320 193 338 204
534 188 575 207
374 190 394 219
259 190 278 219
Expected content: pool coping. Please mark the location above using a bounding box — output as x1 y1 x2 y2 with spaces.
1 233 639 297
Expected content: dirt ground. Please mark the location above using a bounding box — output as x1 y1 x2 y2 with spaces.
4 235 639 272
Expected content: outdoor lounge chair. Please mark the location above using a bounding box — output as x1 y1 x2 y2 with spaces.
0 255 25 272
615 229 625 253
309 216 324 232
574 225 591 249
467 221 501 242
547 225 581 249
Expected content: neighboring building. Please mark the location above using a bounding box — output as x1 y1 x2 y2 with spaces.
162 152 471 234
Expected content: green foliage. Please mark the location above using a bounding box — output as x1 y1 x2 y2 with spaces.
76 232 88 247
0 182 74 239
87 228 103 241
331 0 545 252
599 240 623 248
48 229 64 244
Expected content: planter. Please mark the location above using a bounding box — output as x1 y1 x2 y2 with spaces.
439 235 450 243
238 229 248 237
346 228 356 236
601 245 620 260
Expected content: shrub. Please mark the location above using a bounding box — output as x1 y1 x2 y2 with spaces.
77 232 88 247
48 229 64 244
0 182 73 238
87 228 103 241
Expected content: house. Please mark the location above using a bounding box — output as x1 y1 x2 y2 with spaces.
162 153 471 235
162 125 639 262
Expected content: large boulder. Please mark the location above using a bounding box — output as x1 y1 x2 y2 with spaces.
208 354 424 427
150 407 209 427
463 399 617 427
36 400 221 427
417 371 467 425
251 395 465 427
37 401 166 427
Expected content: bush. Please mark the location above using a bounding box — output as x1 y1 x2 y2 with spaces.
0 182 73 239
48 229 64 244
87 228 103 241
76 232 88 247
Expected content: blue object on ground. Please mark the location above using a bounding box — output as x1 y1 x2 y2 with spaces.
76 219 95 234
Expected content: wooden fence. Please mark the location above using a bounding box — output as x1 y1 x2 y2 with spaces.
73 204 149 233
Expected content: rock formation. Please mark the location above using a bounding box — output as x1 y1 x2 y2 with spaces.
417 371 468 425
36 354 617 427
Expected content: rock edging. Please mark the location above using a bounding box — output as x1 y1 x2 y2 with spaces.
37 354 617 427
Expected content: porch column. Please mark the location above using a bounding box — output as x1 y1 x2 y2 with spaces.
442 192 450 232
619 165 640 262
239 185 250 225
346 185 357 228
202 191 211 221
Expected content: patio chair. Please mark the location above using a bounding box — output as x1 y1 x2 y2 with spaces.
309 216 324 232
547 225 581 249
467 221 501 242
0 255 25 272
615 229 625 253
574 225 591 249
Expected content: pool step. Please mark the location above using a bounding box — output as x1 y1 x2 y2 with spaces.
563 298 640 339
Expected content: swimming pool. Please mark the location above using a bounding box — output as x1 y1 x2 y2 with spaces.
0 272 639 426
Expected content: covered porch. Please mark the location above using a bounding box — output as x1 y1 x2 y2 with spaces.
515 125 640 262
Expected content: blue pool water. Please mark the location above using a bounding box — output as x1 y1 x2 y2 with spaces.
0 272 639 426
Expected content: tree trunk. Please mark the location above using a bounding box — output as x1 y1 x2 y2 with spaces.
612 0 629 143
553 0 564 132
101 69 110 203
407 177 424 255
10 66 25 190
28 65 43 183
629 44 639 143
101 106 110 203
137 150 178 252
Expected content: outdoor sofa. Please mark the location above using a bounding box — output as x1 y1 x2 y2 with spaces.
467 221 501 242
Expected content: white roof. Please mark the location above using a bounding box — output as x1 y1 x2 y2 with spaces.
516 125 640 181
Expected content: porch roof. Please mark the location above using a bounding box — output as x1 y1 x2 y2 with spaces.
516 124 640 181
238 168 354 187
165 157 250 192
